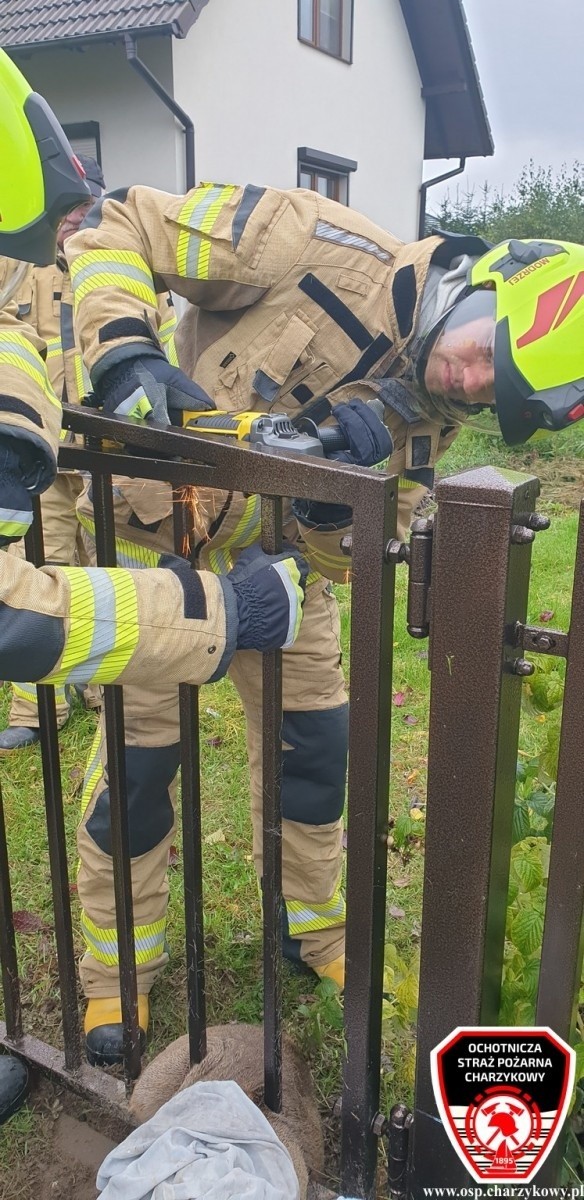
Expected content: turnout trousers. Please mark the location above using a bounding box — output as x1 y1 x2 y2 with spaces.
75 480 348 997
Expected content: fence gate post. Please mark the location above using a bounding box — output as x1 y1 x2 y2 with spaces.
409 467 540 1195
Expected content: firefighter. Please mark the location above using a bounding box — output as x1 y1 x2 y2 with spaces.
0 52 311 1077
64 178 584 1064
0 155 181 751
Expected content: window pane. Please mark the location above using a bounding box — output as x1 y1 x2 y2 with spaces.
318 0 342 55
299 171 312 189
316 174 329 197
299 0 314 41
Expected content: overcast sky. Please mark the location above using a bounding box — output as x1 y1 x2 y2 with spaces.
429 0 584 206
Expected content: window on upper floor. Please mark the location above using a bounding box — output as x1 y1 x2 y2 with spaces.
298 147 357 206
298 0 353 62
62 121 102 165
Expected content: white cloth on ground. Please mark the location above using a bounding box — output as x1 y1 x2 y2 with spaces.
96 1079 300 1199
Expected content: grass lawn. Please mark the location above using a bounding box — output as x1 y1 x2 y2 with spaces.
0 427 581 1195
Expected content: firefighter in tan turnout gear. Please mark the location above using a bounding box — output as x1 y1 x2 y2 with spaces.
69 175 584 1063
0 53 311 1083
64 175 578 1066
0 156 181 751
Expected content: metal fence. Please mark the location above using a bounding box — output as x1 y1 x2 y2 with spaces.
0 410 582 1200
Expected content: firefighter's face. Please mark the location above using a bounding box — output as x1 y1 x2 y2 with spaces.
423 313 496 408
57 201 93 250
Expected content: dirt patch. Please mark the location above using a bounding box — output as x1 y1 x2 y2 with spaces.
0 1079 122 1200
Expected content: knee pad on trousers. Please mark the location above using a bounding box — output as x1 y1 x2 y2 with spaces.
85 743 180 857
281 705 348 826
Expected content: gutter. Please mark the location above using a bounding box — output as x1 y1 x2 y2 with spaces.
123 33 195 189
418 158 465 240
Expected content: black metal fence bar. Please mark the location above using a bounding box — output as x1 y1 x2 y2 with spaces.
534 500 584 1183
260 495 284 1114
537 498 584 1034
91 472 141 1083
25 498 82 1070
410 467 539 1195
0 781 22 1042
172 493 207 1065
340 472 397 1200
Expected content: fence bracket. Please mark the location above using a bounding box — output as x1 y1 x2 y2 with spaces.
386 1104 413 1200
513 621 568 658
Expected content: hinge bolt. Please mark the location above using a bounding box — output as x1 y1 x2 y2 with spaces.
340 535 353 557
372 1112 389 1137
512 658 535 677
526 513 551 531
385 539 410 564
511 525 536 545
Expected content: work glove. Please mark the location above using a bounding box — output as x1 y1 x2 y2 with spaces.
293 398 393 530
0 440 33 547
224 544 309 651
97 349 215 426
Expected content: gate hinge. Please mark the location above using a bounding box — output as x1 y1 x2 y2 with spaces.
513 621 568 659
386 516 434 640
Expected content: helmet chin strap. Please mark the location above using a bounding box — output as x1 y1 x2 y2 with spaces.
0 259 29 309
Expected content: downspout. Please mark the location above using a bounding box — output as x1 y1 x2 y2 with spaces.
418 158 466 240
123 32 195 190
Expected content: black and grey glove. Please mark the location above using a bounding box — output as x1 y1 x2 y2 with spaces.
293 398 394 530
96 349 215 425
223 544 309 652
0 440 33 547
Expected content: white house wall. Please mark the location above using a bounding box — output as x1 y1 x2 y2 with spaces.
13 39 182 194
172 0 426 239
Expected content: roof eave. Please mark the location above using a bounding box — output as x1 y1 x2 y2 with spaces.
398 0 494 161
5 0 210 54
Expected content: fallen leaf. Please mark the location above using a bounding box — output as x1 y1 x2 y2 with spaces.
388 905 405 920
204 828 226 845
394 877 411 889
13 910 46 933
342 830 348 850
539 610 555 623
406 769 419 785
393 691 405 707
535 714 547 724
68 882 78 894
410 808 425 821
403 714 419 726
169 845 180 869
205 707 220 718
69 766 83 784
233 932 253 944
205 736 223 748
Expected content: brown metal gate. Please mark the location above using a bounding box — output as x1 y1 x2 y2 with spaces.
0 409 582 1199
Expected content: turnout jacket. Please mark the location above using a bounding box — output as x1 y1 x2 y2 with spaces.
14 258 179 407
66 183 478 579
0 298 241 690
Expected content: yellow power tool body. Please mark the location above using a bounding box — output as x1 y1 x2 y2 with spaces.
182 409 348 457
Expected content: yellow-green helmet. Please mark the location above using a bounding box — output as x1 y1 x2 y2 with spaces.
0 48 91 266
470 238 584 444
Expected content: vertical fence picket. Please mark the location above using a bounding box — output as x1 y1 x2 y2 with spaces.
340 472 397 1200
25 497 82 1070
260 494 284 1115
173 491 207 1065
535 498 584 1182
91 473 141 1084
409 467 540 1195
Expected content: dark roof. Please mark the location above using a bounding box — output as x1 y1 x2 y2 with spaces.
0 0 208 48
399 0 494 160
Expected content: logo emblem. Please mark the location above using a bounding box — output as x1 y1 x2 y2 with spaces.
431 1027 575 1183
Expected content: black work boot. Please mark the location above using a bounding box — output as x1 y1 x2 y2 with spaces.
0 727 40 754
85 996 149 1067
0 1055 30 1124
